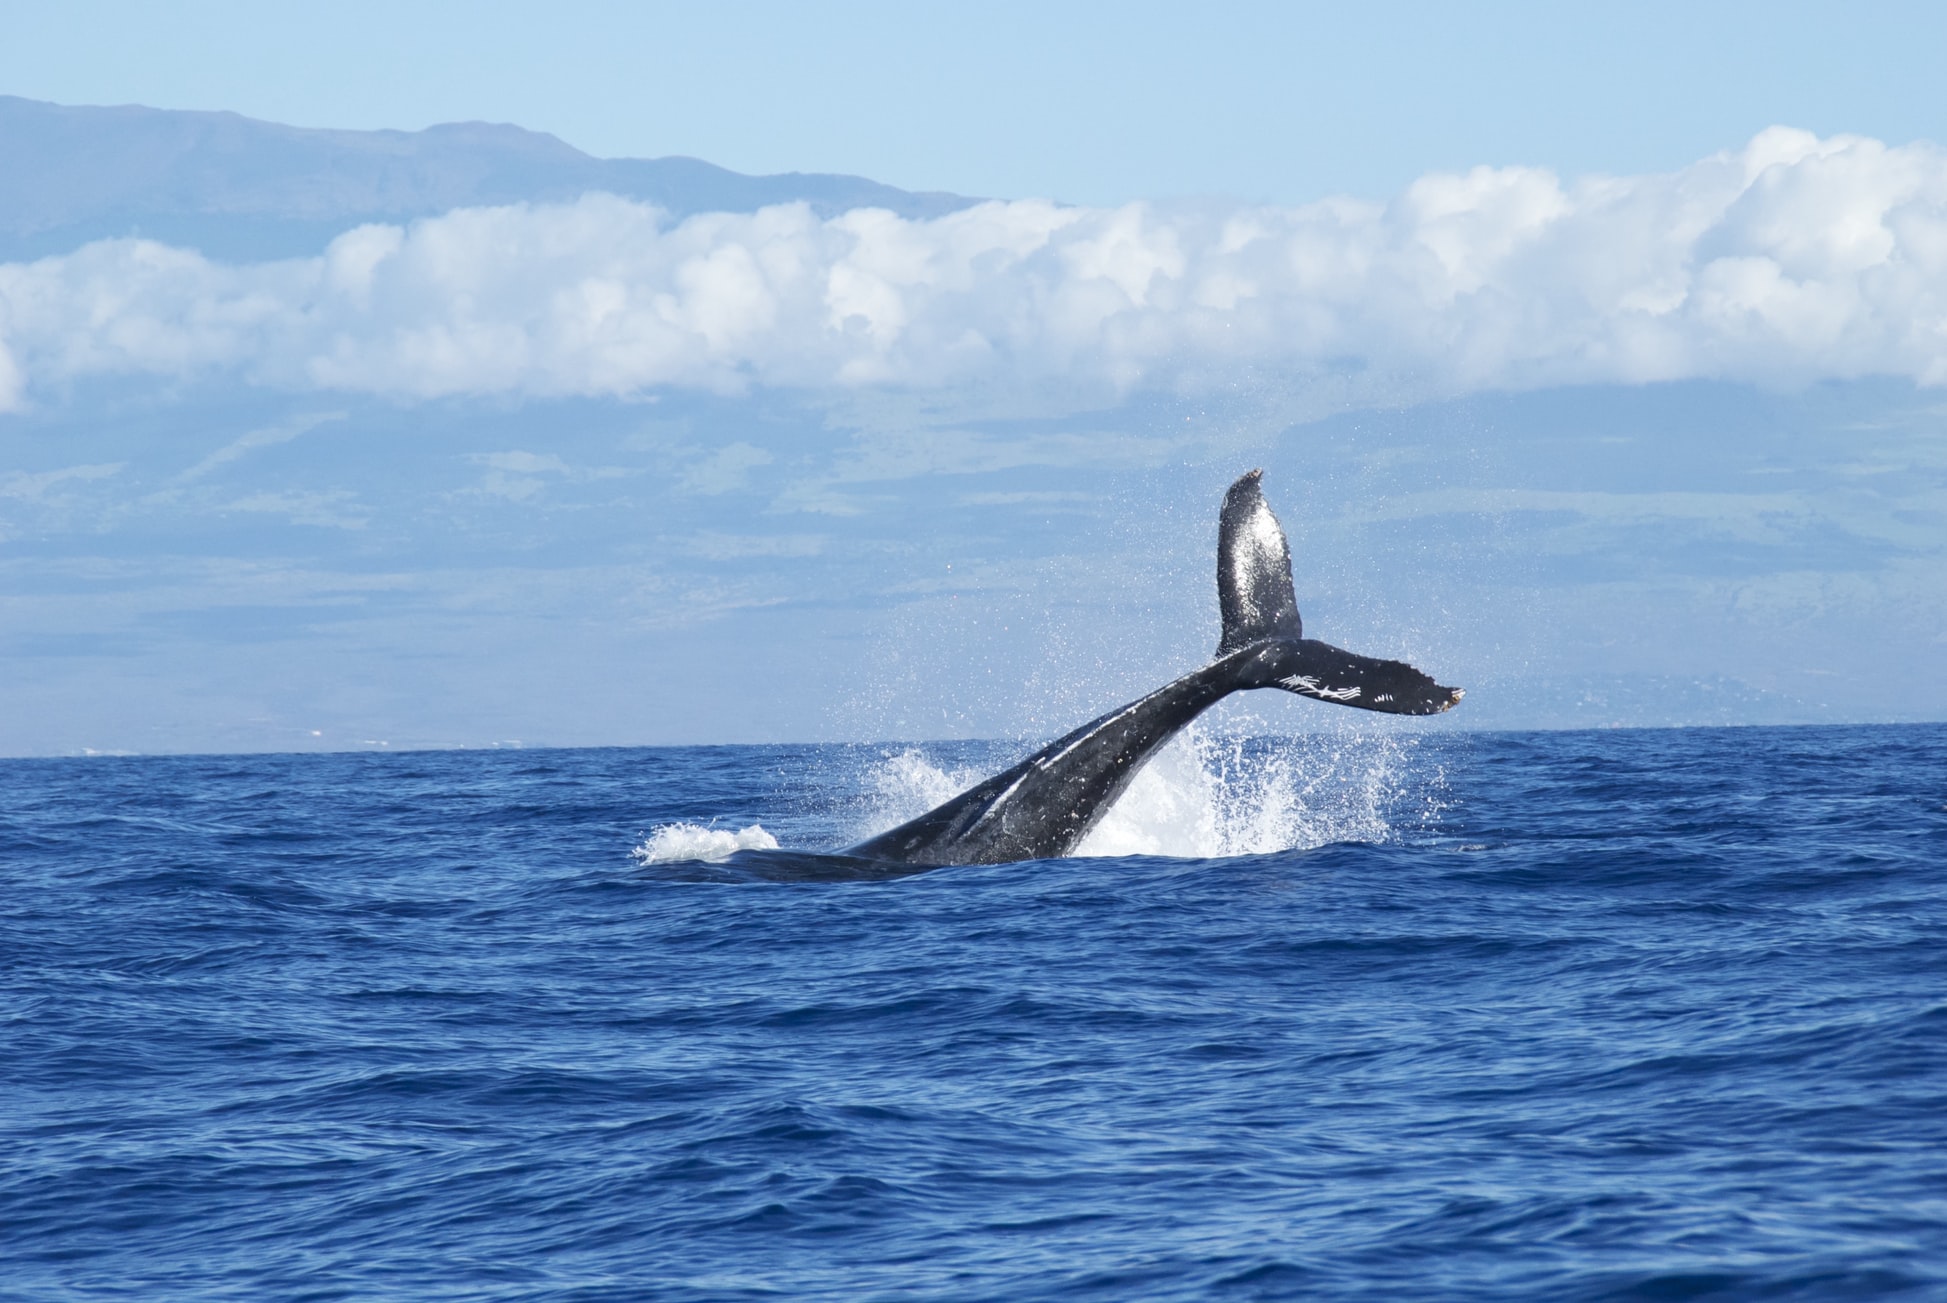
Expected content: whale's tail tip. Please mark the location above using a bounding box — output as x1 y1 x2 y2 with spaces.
1217 469 1302 655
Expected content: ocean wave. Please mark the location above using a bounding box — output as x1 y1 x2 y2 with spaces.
8 726 1945 1300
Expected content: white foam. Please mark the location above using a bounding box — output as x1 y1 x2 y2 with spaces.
633 822 779 864
850 724 1437 860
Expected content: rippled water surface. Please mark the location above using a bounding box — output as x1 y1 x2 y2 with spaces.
4 724 1946 1300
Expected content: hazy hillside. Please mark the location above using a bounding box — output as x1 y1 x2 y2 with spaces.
0 95 975 261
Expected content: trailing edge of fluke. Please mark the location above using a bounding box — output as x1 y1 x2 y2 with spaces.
846 470 1462 867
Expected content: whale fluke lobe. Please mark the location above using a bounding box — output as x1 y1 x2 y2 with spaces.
1234 637 1464 716
1217 468 1302 654
844 471 1461 866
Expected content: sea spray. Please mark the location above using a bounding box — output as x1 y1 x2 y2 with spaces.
843 722 1441 859
1078 723 1435 856
862 747 990 829
633 822 778 864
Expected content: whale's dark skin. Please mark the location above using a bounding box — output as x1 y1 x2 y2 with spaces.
846 471 1462 867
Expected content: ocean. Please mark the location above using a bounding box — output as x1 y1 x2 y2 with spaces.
3 722 1944 1300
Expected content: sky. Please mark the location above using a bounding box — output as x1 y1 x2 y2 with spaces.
5 1 1947 205
3 3 1945 754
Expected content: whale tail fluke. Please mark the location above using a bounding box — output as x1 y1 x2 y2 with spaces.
843 468 1460 865
1217 469 1303 655
1215 469 1462 715
1245 637 1464 715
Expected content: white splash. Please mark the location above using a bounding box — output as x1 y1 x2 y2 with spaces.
1076 724 1418 857
851 724 1436 860
632 822 779 864
860 748 989 831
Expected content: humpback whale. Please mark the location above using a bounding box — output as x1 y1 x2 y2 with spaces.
847 471 1462 867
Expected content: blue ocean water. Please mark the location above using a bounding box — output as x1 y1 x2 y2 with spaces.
3 723 1945 1301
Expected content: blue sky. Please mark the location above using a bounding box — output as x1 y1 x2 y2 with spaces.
3 3 1945 754
7 1 1947 204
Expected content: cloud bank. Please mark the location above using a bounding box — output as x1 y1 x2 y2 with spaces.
4 127 1947 410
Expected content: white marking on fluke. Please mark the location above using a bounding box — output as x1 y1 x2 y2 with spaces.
1280 674 1361 702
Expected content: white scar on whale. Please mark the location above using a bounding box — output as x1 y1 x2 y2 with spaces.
1279 674 1362 701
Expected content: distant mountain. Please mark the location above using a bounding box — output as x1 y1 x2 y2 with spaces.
0 95 978 262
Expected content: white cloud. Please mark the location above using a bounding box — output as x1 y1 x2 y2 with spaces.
4 127 1947 410
1 462 124 500
175 412 345 483
679 442 773 494
0 340 22 409
225 490 368 530
458 449 635 501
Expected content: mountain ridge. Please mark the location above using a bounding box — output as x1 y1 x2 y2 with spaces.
0 95 978 262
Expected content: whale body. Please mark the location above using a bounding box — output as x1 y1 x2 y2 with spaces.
847 471 1462 866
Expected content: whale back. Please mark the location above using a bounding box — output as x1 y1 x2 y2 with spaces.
1216 469 1302 654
